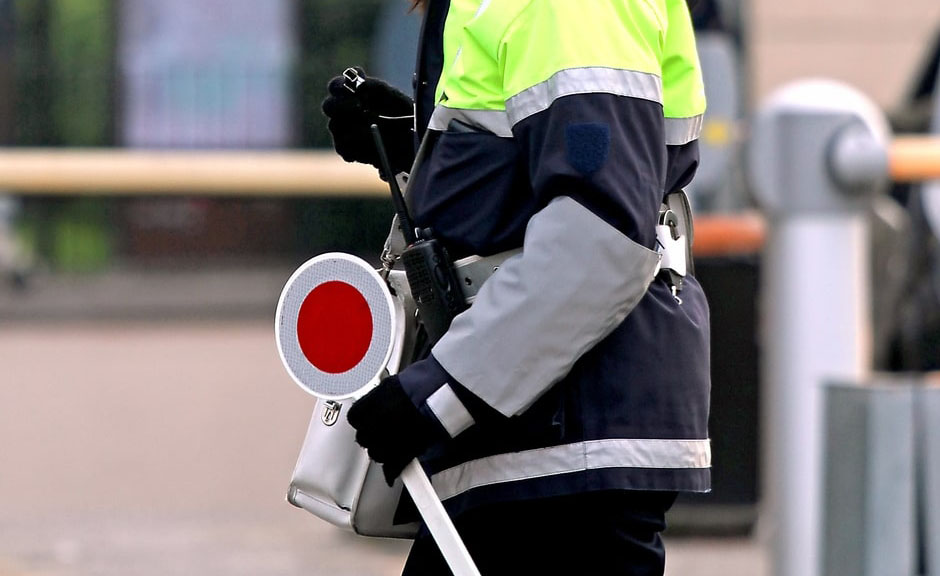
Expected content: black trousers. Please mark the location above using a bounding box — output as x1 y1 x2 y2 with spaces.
401 490 678 576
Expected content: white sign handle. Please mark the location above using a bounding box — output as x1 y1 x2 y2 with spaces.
400 459 481 576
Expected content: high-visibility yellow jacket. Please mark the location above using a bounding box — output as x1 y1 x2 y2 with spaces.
398 0 711 517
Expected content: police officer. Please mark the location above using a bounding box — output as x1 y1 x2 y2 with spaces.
323 0 711 573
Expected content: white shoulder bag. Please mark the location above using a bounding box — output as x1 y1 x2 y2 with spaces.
285 267 421 538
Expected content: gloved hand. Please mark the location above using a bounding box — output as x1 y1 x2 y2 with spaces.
346 374 442 486
321 68 416 174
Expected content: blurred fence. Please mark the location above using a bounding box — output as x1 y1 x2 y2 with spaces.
1 0 397 272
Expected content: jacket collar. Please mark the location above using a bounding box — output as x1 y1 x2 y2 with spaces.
414 0 449 140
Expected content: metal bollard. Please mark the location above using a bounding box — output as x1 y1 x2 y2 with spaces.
749 80 890 576
823 379 916 576
922 380 940 576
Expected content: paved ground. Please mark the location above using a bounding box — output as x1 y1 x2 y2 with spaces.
0 515 766 576
0 270 768 576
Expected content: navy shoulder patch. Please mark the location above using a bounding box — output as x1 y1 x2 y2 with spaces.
565 123 610 176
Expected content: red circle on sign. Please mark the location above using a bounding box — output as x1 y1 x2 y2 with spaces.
297 281 373 374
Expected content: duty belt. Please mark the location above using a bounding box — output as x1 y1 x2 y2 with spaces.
453 249 522 304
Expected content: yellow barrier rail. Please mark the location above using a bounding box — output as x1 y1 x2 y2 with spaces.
0 137 937 197
0 148 387 196
890 135 940 182
0 137 936 258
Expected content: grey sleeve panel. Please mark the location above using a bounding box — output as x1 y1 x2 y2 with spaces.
432 196 662 417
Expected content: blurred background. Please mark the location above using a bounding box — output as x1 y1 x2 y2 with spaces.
0 0 938 574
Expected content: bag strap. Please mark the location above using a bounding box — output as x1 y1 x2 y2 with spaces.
381 132 438 275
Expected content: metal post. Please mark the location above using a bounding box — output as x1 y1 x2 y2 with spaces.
922 381 940 576
749 80 890 576
823 380 916 576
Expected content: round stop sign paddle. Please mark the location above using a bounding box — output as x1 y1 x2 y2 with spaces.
275 253 396 400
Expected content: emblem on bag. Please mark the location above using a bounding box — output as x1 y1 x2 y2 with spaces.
322 400 342 426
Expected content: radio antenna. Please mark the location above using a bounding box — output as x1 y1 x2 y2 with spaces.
371 124 418 246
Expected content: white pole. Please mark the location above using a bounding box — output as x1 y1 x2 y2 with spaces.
400 460 481 576
749 80 889 576
763 214 871 576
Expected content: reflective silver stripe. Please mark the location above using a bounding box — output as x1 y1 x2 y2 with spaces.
665 115 703 146
426 383 475 438
430 438 712 501
506 67 663 126
433 196 661 417
473 0 491 17
428 106 513 137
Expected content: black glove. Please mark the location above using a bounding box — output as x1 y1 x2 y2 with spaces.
321 68 416 174
346 374 442 486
